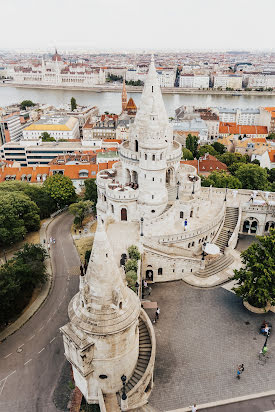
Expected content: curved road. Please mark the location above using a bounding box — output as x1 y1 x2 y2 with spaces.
0 213 80 412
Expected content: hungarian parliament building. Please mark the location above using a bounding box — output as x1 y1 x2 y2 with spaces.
8 50 106 87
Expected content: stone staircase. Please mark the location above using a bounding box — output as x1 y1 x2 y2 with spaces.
166 184 177 202
118 318 152 396
195 254 234 278
214 206 239 253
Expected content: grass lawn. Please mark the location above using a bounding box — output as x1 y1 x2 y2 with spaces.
74 236 94 263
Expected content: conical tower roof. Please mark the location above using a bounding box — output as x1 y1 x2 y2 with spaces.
68 220 140 335
134 55 168 128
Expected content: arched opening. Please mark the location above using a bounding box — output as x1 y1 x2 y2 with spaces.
125 168 131 184
243 218 258 234
152 154 155 161
158 268 163 276
166 168 174 185
250 220 258 234
146 269 153 281
121 208 127 221
119 302 122 309
265 221 275 232
132 170 138 184
180 211 184 219
135 140 138 152
145 153 147 160
111 204 114 214
243 220 250 233
190 209 193 218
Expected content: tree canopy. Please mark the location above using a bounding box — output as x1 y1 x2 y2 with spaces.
182 148 194 160
201 171 242 189
84 178 97 208
20 100 35 110
217 152 248 166
235 164 270 190
212 141 226 154
43 174 77 208
198 145 218 158
0 244 47 326
232 229 275 308
128 245 141 261
71 97 77 111
69 200 93 227
0 191 40 246
41 132 55 142
186 134 198 157
0 181 57 219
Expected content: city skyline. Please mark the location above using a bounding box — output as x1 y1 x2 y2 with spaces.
1 0 275 52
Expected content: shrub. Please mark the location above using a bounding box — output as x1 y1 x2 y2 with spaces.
127 245 141 261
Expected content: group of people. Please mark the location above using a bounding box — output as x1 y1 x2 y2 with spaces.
260 321 271 336
236 363 245 380
46 236 56 250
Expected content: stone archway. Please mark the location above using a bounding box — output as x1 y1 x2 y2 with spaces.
265 221 275 232
242 218 258 234
132 170 138 184
121 208 127 221
125 169 131 184
146 269 153 281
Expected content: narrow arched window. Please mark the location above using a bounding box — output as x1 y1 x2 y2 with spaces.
145 153 147 160
152 155 155 161
152 86 153 92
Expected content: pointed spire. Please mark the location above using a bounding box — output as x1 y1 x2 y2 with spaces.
122 78 127 112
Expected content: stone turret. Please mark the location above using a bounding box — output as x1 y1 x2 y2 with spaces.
60 220 140 403
122 79 128 112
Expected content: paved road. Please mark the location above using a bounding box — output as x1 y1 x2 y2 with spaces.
0 213 80 412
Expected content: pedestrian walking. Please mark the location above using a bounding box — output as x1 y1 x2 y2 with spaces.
236 364 244 380
191 404 197 412
53 238 56 244
80 264 84 276
143 279 148 289
135 281 139 294
156 307 160 320
84 261 88 274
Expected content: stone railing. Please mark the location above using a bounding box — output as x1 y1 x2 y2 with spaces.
106 187 139 201
125 309 156 411
143 238 203 262
166 141 182 161
119 141 139 162
227 207 241 251
146 202 176 226
242 204 275 214
201 186 275 203
151 204 225 244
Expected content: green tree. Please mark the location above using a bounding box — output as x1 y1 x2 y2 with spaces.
125 259 138 273
198 145 218 158
0 191 40 246
186 134 198 157
20 100 35 110
41 132 55 142
218 152 248 166
126 270 137 289
0 181 57 219
84 179 97 208
267 168 275 184
69 200 93 227
43 174 77 208
201 171 242 189
235 164 269 190
0 244 47 325
212 142 226 154
232 229 275 308
181 148 194 160
127 245 141 261
266 133 275 140
71 97 77 111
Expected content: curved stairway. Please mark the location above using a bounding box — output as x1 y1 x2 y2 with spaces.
166 184 177 202
214 206 239 253
118 317 152 395
195 254 234 278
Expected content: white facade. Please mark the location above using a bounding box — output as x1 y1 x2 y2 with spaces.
248 74 275 89
179 74 210 89
213 75 243 90
23 116 80 141
156 69 176 87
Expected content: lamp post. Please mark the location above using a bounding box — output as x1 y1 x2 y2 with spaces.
140 217 144 236
176 181 180 200
121 374 128 411
224 187 228 202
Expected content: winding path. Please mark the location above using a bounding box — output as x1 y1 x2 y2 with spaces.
0 213 80 412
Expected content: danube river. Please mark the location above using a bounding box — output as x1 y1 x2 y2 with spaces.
1 86 275 116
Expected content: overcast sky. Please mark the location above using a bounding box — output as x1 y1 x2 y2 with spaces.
1 0 275 52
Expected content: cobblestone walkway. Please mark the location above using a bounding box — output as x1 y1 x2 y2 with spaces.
148 281 275 411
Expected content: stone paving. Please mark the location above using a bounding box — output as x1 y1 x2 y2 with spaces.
147 281 275 411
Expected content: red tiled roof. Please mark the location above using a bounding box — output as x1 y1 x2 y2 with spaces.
219 122 268 135
181 154 228 173
268 150 275 163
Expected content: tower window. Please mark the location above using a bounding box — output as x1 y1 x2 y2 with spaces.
152 177 154 181
152 86 153 92
145 154 147 160
152 155 155 161
152 195 154 199
160 153 163 160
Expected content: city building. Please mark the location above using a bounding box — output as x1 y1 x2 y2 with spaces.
213 74 242 90
181 154 228 176
23 116 80 140
179 74 210 89
219 123 268 138
0 111 31 144
247 74 275 90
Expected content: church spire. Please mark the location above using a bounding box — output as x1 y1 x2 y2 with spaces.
122 78 127 112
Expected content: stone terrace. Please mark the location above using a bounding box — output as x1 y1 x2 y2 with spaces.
147 282 275 411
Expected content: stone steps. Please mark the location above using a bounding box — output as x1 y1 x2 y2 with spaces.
117 317 152 397
214 207 239 252
196 254 234 278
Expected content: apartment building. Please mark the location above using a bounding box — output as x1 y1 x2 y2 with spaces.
179 74 209 89
213 74 243 90
0 112 30 144
23 116 80 140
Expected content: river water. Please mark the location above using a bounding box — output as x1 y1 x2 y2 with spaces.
1 86 275 116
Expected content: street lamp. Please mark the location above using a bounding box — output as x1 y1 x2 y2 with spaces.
224 187 228 202
121 374 128 411
140 217 144 236
176 181 180 200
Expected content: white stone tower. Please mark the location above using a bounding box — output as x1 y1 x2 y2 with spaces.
129 56 174 217
60 221 140 403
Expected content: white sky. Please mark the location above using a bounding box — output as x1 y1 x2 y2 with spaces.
1 0 275 52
